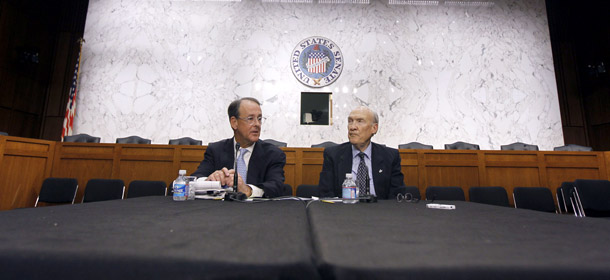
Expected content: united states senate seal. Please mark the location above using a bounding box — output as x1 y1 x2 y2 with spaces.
291 36 343 88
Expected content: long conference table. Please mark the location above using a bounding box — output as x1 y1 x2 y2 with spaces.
2 197 610 279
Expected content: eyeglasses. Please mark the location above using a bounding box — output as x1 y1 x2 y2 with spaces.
238 116 266 125
396 193 420 203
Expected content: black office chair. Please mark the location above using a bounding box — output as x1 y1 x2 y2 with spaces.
282 184 293 196
168 137 202 145
444 141 480 150
264 139 287 147
83 179 125 202
500 142 539 151
398 142 433 150
425 186 465 201
557 182 578 214
35 178 79 207
63 133 101 143
404 186 421 200
572 179 610 217
127 180 167 198
0 131 8 136
116 136 151 144
468 186 509 207
512 187 556 213
311 141 338 148
296 184 319 198
553 144 593 151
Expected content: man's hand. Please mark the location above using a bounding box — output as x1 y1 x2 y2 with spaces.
206 168 252 197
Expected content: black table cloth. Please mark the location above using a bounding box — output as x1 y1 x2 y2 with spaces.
0 197 317 279
307 200 610 280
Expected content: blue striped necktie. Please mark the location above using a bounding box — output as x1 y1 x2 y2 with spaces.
236 148 248 184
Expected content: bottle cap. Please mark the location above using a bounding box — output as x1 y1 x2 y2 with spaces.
179 170 186 175
345 173 353 179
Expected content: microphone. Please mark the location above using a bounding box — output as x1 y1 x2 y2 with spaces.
233 142 240 193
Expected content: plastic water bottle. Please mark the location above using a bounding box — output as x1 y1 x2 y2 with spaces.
187 176 195 200
173 170 187 201
342 173 358 204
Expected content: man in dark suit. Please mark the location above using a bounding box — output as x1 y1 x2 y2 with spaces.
318 106 405 199
191 97 286 198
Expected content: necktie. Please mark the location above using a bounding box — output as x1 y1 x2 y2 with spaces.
236 148 248 184
356 152 368 196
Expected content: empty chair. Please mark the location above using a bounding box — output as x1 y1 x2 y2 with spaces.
283 184 293 196
63 133 101 143
83 179 125 203
311 141 338 148
0 131 8 136
264 139 287 147
512 187 556 213
468 186 509 207
553 144 593 152
500 142 539 151
116 136 151 144
398 142 433 150
127 180 167 198
296 184 319 198
404 186 421 200
425 186 465 201
168 137 202 146
444 141 480 150
557 182 576 214
35 178 78 207
573 179 610 217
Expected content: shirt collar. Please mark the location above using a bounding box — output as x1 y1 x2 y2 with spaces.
352 143 372 160
233 139 255 154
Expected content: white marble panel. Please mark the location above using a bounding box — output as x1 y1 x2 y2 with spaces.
76 0 562 150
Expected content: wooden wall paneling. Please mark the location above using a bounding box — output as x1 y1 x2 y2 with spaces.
0 136 54 210
423 151 480 200
543 152 605 194
299 148 324 186
281 148 297 194
117 145 176 196
51 142 115 203
484 152 542 204
398 150 419 191
178 146 206 179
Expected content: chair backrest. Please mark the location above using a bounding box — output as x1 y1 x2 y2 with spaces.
116 136 151 144
500 142 539 151
83 179 125 202
168 137 202 146
553 144 593 152
282 184 293 196
444 141 480 150
404 186 421 200
573 179 610 217
311 141 338 148
398 142 433 150
127 180 167 198
425 186 465 201
264 139 287 147
63 133 101 143
0 131 8 136
296 184 319 198
468 186 509 207
512 187 556 213
36 178 79 207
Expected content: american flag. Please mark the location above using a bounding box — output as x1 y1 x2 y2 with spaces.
307 52 328 74
61 42 83 141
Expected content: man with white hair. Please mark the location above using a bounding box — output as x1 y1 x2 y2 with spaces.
318 106 406 199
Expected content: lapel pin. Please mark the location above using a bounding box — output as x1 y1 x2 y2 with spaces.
379 169 383 173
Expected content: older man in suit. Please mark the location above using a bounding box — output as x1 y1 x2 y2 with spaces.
192 97 286 198
318 106 405 199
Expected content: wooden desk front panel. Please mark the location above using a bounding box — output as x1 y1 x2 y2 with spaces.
0 136 55 210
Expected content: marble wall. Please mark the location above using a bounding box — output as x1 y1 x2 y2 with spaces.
76 0 562 150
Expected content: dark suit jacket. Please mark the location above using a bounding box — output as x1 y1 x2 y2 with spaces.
318 142 406 199
191 138 286 198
